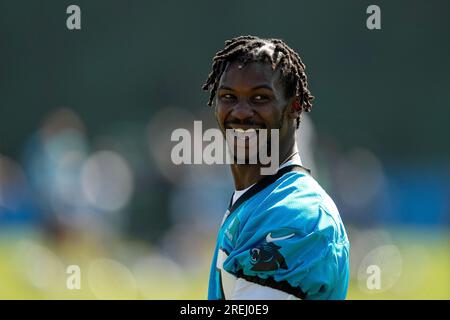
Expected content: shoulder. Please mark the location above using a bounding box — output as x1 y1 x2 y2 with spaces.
248 171 347 243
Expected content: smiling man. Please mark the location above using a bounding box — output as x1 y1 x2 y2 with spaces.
202 36 349 300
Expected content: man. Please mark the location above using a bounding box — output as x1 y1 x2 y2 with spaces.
202 36 349 300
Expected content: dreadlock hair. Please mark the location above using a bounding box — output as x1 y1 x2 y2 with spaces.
202 35 314 129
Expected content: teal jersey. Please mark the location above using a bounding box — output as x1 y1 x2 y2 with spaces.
208 165 350 300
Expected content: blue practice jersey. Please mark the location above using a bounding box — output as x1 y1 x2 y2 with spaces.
208 165 350 300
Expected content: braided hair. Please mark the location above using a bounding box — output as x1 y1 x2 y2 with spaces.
202 35 314 129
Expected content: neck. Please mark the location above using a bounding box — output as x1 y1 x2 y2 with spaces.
230 141 298 190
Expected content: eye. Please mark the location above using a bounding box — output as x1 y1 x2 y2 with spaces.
252 94 269 103
219 93 236 102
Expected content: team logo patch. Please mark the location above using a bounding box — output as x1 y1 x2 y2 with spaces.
249 232 295 271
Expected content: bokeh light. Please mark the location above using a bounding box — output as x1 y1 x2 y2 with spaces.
81 151 134 212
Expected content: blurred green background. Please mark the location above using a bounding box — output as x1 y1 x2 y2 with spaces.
0 0 449 299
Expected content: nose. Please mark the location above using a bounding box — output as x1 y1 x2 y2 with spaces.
231 101 254 121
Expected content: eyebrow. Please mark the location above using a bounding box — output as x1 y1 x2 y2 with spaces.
218 84 273 91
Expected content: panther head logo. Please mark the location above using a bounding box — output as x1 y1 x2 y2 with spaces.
249 232 294 271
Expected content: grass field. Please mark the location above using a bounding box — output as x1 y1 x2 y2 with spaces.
0 227 448 299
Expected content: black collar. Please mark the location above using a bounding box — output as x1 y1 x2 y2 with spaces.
227 164 310 215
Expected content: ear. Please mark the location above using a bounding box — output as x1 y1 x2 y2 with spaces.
288 97 302 119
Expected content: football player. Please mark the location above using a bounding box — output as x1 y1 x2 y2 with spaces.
202 35 349 300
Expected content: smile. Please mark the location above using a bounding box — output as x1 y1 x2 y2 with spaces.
230 128 258 141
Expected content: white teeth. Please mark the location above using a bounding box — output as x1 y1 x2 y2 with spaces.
234 128 257 133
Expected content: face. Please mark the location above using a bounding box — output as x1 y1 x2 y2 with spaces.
214 60 298 161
